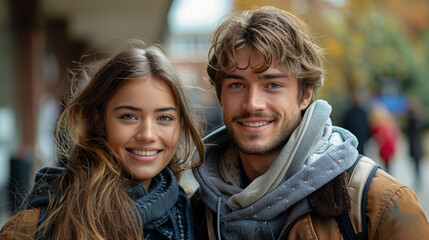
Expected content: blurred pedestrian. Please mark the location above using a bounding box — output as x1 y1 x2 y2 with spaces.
342 88 371 154
370 101 399 173
406 96 426 190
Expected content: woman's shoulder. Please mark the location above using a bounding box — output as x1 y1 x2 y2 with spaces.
0 208 41 240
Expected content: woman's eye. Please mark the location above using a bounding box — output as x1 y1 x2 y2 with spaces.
158 115 174 122
120 114 137 120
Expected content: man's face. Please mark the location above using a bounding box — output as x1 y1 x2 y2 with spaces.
220 49 312 155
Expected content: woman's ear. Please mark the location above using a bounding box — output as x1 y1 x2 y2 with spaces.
92 110 106 137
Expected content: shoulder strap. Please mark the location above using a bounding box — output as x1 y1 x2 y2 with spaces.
359 157 379 240
336 155 380 240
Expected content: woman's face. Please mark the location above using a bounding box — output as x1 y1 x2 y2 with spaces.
105 77 180 188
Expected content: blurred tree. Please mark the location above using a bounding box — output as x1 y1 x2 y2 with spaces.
233 0 429 122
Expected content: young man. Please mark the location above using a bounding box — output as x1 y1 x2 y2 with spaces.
191 6 429 239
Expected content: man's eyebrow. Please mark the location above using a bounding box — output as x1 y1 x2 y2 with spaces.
223 74 244 80
223 73 290 80
258 73 289 80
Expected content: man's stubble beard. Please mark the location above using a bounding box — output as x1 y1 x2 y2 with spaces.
237 133 290 156
226 112 302 156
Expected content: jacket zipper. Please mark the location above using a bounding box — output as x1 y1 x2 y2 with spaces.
277 209 313 240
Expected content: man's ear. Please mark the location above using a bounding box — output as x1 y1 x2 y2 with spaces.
300 86 313 110
217 85 223 107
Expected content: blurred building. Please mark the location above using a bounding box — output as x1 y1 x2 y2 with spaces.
0 0 230 222
2 0 429 226
165 0 231 133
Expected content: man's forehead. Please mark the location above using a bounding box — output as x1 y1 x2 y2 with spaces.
227 48 288 70
224 61 289 75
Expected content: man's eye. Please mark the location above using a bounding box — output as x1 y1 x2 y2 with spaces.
120 114 137 120
267 83 282 89
231 83 244 88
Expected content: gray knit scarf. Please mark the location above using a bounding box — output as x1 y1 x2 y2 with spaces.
193 100 359 222
225 100 332 210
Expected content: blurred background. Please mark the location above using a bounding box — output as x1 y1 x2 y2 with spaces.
1 0 429 227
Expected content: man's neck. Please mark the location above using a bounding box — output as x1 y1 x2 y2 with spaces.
238 150 281 182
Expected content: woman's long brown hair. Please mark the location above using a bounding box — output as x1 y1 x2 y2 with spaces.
34 40 205 239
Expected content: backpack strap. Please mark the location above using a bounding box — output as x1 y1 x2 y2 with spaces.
336 155 380 240
359 157 379 240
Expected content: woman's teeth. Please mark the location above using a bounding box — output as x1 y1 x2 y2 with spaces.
131 150 158 156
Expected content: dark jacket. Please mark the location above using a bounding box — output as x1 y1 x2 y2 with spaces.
0 167 195 240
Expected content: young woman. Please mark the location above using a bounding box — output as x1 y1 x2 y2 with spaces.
0 41 205 240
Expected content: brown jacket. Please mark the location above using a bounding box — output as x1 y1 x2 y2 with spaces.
193 168 429 239
0 208 40 240
285 169 429 239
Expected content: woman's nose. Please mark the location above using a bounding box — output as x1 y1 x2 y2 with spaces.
136 120 157 142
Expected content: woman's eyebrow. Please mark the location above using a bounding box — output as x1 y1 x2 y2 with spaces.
114 105 177 113
113 105 142 112
155 107 177 113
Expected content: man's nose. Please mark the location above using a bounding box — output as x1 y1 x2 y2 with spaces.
242 86 266 112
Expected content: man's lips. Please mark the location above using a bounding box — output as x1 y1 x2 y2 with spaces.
238 121 271 127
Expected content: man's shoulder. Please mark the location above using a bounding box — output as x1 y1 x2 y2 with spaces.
367 166 418 210
369 168 411 199
366 167 429 238
377 166 405 180
348 156 411 219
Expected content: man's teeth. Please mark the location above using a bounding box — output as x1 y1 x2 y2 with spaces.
242 121 269 127
131 150 158 156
